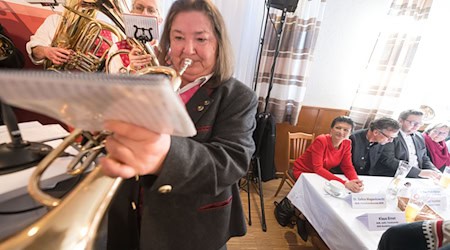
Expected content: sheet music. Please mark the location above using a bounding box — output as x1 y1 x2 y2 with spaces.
0 71 196 137
123 13 159 41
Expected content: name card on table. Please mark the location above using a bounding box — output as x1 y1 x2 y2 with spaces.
351 193 386 209
357 212 406 231
421 187 447 211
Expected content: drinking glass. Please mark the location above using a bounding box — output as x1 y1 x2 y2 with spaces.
387 161 413 196
405 188 426 222
439 166 450 188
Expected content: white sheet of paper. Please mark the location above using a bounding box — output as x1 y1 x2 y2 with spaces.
0 71 196 137
123 13 159 42
0 123 69 143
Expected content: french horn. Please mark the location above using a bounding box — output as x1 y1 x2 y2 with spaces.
0 60 192 249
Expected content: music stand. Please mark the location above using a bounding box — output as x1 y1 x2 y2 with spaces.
247 0 299 232
0 102 52 175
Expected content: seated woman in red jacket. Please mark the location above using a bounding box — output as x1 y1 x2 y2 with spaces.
293 116 364 193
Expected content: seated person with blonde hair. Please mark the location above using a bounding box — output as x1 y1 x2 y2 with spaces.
293 116 364 193
423 122 450 171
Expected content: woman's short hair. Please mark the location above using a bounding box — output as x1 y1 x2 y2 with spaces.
331 116 354 131
158 0 234 83
424 122 450 134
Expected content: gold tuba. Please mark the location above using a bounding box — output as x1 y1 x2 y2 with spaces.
45 0 128 72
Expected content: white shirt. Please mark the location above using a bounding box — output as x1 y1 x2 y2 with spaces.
399 130 419 168
26 14 60 65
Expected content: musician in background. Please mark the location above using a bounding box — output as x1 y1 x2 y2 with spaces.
107 0 163 73
101 0 257 249
26 7 121 68
26 14 73 66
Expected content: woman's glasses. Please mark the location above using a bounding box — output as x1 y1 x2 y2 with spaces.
430 129 449 137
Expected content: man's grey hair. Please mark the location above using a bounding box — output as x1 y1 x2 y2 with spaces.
369 117 400 131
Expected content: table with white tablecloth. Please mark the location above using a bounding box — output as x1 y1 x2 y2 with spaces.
287 173 450 250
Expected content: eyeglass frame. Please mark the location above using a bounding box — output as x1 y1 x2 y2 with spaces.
377 129 397 141
430 129 449 137
404 119 423 127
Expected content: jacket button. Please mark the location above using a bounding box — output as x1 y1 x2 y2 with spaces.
158 185 172 194
197 105 204 112
204 100 210 105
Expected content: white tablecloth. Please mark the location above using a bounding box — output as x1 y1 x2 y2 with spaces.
287 173 450 250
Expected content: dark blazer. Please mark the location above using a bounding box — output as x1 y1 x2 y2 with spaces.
372 132 438 177
107 77 257 250
349 129 384 175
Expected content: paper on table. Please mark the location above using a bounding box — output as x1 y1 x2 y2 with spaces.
0 70 196 137
0 124 70 144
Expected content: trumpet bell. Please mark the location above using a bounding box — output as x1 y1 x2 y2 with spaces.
0 129 121 250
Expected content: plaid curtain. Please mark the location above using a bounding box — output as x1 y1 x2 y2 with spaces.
349 0 434 130
254 0 327 125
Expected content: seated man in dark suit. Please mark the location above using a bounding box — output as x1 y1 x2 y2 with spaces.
350 117 400 175
372 109 441 178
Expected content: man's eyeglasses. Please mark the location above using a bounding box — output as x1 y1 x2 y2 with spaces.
377 129 397 141
404 119 423 127
133 5 159 16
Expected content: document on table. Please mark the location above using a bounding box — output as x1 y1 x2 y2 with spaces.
0 71 196 137
0 122 69 144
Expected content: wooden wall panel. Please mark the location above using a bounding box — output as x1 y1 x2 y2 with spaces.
274 106 350 173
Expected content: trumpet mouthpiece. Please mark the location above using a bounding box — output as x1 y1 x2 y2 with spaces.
179 58 192 76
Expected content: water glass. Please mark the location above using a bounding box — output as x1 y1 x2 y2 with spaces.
387 161 413 196
439 166 450 188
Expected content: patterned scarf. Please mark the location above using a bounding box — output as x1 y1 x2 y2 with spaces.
423 133 450 170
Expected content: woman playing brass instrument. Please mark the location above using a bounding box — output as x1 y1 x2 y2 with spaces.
101 0 257 249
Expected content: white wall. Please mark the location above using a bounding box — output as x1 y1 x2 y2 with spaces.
303 0 391 109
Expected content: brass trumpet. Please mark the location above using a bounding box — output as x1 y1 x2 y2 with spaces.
0 59 192 249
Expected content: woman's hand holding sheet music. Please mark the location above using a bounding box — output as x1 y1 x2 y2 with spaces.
99 120 171 178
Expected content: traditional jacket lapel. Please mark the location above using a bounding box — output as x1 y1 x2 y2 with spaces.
185 85 214 124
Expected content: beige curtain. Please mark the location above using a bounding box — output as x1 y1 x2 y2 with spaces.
349 0 434 129
254 0 327 125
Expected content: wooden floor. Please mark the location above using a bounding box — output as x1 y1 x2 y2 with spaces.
228 177 317 250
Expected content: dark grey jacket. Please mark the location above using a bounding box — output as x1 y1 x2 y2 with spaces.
107 77 257 250
349 129 384 175
372 132 438 177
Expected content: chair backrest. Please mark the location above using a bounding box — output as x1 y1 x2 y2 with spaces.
287 132 315 166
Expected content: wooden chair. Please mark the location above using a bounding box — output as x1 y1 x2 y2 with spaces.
274 132 314 197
